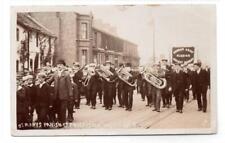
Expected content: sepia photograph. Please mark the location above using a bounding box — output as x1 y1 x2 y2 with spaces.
11 5 216 136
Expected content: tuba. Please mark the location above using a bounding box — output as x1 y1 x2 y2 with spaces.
142 68 167 89
117 68 136 87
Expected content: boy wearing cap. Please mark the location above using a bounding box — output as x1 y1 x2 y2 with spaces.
17 76 32 129
36 73 51 128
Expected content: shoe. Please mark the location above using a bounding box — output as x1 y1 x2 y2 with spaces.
93 106 96 109
198 108 202 111
102 105 105 107
157 110 160 112
167 105 170 108
128 108 132 111
118 105 122 107
152 109 157 111
176 110 179 112
105 107 108 110
108 107 112 110
125 108 129 111
146 104 149 107
179 110 183 113
203 110 206 113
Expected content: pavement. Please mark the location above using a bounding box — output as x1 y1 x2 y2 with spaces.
65 90 210 129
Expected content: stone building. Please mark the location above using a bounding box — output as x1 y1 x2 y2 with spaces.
28 12 140 67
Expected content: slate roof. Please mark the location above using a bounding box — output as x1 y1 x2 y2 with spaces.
17 13 56 37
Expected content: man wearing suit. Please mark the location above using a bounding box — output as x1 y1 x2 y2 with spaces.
194 63 209 113
48 59 73 127
171 63 187 113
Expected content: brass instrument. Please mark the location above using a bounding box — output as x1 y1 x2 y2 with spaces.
95 65 116 83
142 68 167 89
117 68 136 87
82 64 96 86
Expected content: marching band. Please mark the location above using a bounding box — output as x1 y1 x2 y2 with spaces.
16 59 210 129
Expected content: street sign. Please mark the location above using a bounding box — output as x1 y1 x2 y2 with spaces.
172 47 194 65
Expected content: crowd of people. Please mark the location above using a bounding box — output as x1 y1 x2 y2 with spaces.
16 58 210 129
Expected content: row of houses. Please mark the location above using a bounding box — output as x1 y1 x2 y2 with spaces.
16 12 140 73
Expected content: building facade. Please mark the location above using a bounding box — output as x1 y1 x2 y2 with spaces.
16 13 56 73
27 12 139 67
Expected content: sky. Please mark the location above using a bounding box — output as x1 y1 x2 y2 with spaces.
72 5 216 66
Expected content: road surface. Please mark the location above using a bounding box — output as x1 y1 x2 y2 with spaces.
65 90 210 129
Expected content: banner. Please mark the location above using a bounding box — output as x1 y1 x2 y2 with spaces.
172 47 194 65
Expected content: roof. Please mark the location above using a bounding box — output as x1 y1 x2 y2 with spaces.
17 13 56 37
92 26 137 47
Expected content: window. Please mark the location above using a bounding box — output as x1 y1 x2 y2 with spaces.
81 49 87 65
80 23 88 39
36 33 39 47
16 60 19 72
16 28 19 41
30 59 33 70
94 32 97 47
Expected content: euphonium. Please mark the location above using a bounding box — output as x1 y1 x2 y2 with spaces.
82 64 96 86
117 68 136 87
143 69 167 89
95 65 115 82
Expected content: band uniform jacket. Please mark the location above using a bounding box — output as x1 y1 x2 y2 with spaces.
171 70 187 92
48 70 73 101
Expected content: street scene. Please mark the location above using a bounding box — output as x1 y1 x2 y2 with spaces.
14 5 215 134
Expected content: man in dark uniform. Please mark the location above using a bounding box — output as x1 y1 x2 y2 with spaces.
151 63 165 112
117 63 125 107
161 59 172 108
183 65 191 102
123 63 136 111
72 62 83 109
188 64 197 100
171 63 187 113
103 61 117 110
86 63 100 109
194 63 209 113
